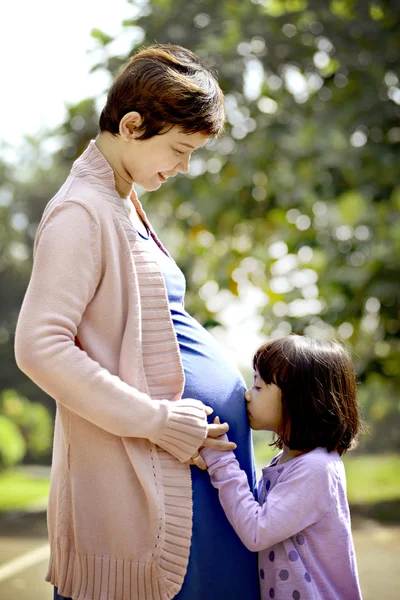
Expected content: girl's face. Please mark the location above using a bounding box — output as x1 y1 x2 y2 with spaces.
245 370 282 432
121 126 208 191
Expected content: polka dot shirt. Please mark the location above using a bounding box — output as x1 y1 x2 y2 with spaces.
201 446 363 600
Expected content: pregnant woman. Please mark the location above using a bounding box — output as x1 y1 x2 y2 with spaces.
15 44 259 600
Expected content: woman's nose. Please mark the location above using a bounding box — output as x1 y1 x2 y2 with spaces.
176 156 190 174
244 390 251 403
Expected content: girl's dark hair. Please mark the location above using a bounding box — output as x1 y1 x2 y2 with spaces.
99 44 225 139
253 335 361 455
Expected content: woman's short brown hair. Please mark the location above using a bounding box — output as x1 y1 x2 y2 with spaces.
253 335 361 455
99 44 225 139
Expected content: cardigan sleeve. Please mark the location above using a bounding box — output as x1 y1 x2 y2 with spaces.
15 200 207 462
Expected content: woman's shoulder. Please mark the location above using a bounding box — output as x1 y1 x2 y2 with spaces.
46 140 123 221
66 178 115 218
41 175 118 229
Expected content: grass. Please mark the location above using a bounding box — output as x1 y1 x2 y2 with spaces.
344 453 400 505
1 453 400 513
253 436 400 506
0 469 50 512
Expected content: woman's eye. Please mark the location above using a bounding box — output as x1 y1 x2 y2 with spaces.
173 148 184 155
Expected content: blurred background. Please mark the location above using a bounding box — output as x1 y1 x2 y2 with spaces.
0 0 399 598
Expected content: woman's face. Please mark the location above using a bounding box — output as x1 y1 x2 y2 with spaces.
245 371 282 432
121 126 208 191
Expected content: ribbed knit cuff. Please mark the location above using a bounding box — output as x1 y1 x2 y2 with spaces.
155 399 208 463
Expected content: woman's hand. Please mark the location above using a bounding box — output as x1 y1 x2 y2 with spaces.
191 413 237 470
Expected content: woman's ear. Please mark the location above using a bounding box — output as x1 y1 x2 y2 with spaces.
119 111 143 140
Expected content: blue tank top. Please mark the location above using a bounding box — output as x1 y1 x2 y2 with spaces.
145 233 259 600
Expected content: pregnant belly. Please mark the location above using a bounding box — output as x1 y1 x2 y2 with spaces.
172 311 259 600
173 310 247 423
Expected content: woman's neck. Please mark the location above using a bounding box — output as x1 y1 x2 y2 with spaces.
95 132 133 198
276 445 309 465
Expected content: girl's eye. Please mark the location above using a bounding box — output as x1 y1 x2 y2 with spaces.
254 386 261 391
173 148 184 155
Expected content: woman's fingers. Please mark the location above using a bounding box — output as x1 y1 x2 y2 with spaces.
187 405 235 454
206 422 229 438
202 437 237 452
190 452 207 470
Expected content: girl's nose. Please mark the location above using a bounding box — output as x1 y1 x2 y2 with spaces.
244 390 251 403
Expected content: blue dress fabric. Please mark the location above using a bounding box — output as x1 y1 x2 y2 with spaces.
147 234 259 600
54 589 71 600
55 227 259 600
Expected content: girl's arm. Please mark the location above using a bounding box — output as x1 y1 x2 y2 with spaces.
15 200 208 462
201 445 329 552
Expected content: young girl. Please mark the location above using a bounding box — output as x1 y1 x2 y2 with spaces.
200 335 363 600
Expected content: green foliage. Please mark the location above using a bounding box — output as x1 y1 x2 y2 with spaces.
0 415 26 469
0 469 50 512
91 28 114 46
0 389 52 463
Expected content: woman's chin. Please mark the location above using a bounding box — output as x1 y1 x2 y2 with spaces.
138 180 162 192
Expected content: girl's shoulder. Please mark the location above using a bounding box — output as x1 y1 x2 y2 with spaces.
263 448 343 481
260 449 346 507
290 448 342 472
304 447 341 464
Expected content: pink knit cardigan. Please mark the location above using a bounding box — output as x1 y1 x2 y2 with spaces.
15 141 208 600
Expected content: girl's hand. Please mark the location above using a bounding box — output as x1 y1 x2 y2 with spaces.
191 414 237 470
